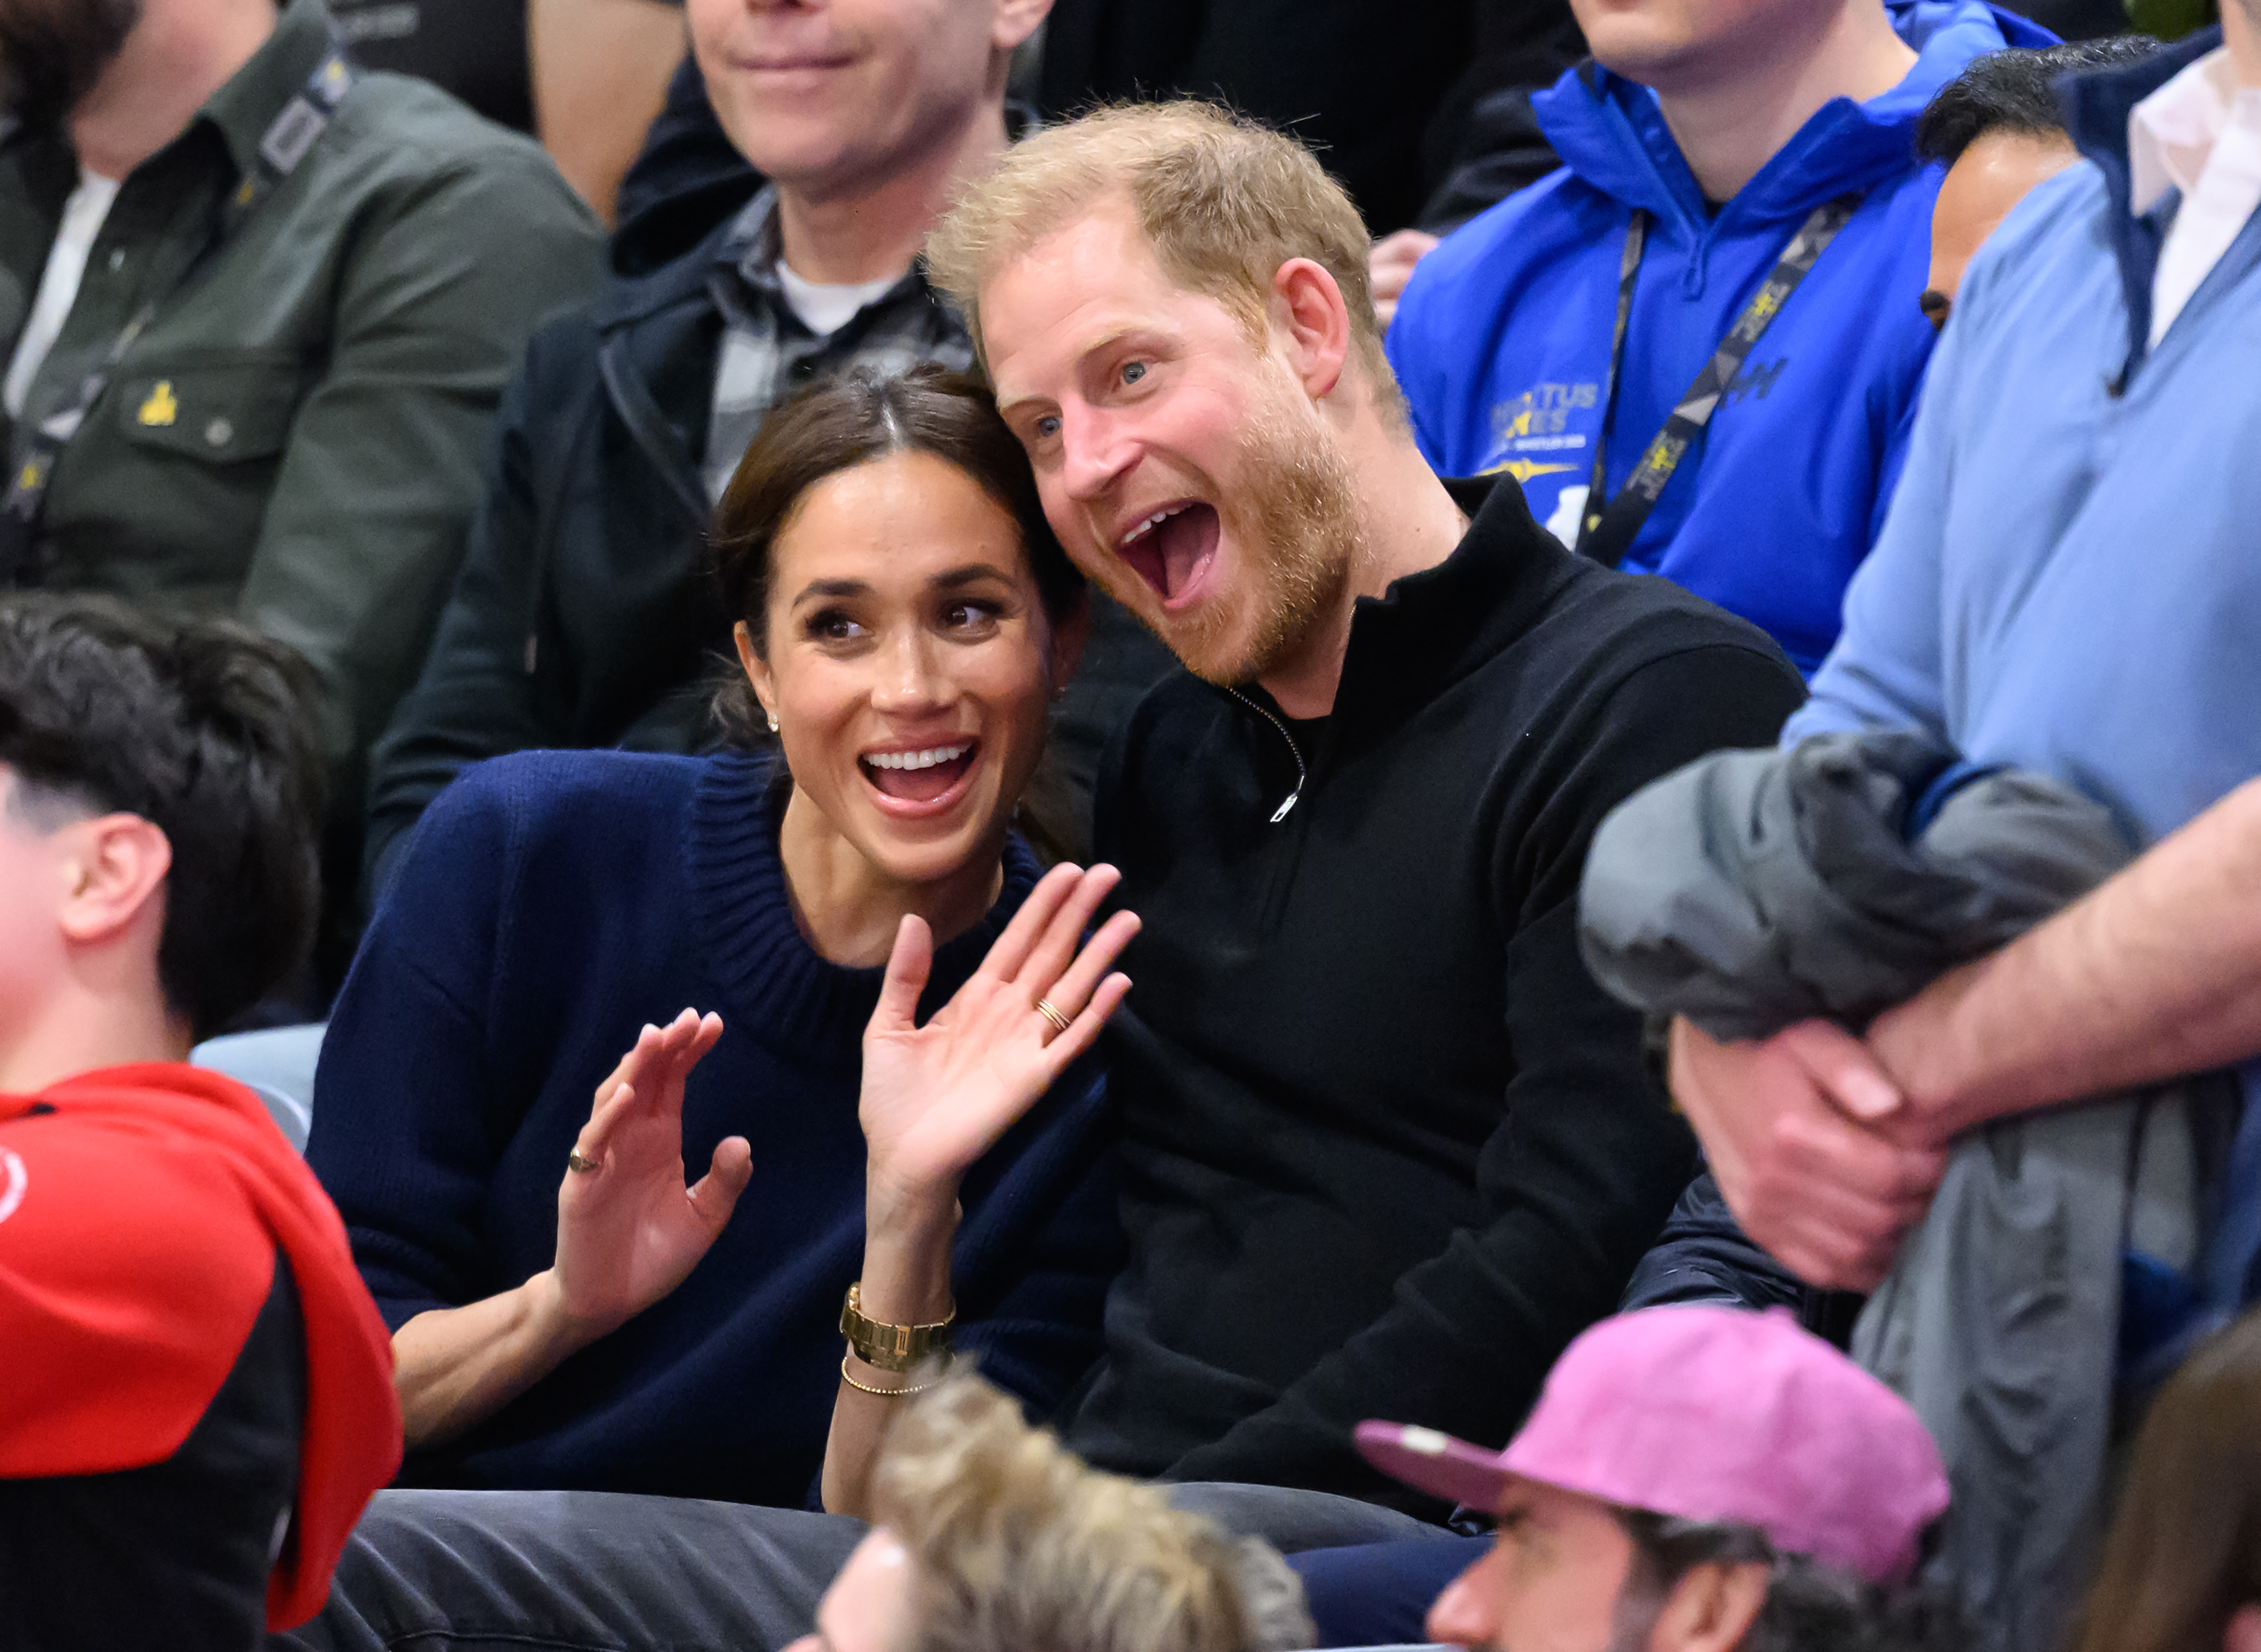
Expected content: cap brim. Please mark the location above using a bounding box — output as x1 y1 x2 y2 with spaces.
1355 1420 1515 1513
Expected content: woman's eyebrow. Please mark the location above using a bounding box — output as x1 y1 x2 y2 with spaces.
930 563 1018 590
790 577 873 606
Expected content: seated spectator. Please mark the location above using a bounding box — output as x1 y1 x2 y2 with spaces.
1355 1306 1958 1652
937 93 1803 1524
0 0 604 981
787 1367 1315 1652
2071 1304 2261 1652
365 0 1175 887
0 595 398 1648
1386 0 2050 674
272 101 1807 1652
1916 37 2160 327
304 372 1131 1538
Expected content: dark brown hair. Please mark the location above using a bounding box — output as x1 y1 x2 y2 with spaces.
0 593 323 1041
2070 1307 2261 1652
710 365 1081 704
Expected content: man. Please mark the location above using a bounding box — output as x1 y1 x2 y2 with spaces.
363 0 1176 886
275 100 1803 1652
1386 0 2051 674
1358 1306 1957 1652
0 0 604 975
1665 12 2261 1305
0 594 398 1647
927 99 1805 1508
1916 37 2160 327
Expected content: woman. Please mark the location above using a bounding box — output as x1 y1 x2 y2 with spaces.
2068 1306 2261 1652
308 369 1137 1518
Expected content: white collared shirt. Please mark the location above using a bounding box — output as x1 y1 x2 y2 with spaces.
2129 46 2261 349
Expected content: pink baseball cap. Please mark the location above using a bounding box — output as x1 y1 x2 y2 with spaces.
1356 1306 1948 1585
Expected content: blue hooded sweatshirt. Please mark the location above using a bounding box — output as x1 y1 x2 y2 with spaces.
1386 1 2051 674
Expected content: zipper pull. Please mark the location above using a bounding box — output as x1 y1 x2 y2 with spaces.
1269 793 1299 825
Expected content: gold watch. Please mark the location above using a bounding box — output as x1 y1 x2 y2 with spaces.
840 1282 955 1373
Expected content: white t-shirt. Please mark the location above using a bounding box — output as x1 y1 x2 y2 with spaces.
5 170 123 419
774 260 905 338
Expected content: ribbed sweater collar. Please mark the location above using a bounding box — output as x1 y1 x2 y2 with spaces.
685 752 1041 1067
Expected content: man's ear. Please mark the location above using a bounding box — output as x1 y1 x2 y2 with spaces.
993 0 1052 56
734 621 780 730
1646 1561 1770 1652
55 814 172 947
1270 258 1352 403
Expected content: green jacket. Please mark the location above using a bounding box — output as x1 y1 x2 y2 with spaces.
0 0 602 823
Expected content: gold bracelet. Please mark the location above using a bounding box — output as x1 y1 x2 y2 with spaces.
840 1353 946 1398
840 1282 955 1373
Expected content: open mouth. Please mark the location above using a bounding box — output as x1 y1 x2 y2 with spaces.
859 740 978 809
1116 502 1220 611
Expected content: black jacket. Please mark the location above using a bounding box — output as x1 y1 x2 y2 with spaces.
1056 476 1808 1507
362 219 735 896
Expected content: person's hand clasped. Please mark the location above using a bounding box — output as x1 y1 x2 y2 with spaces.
860 863 1140 1214
1668 1016 1947 1292
551 1008 754 1340
1369 227 1441 331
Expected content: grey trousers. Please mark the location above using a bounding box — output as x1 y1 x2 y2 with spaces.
272 1482 1440 1651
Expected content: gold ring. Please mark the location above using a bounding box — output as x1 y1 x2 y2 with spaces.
1034 997 1073 1037
566 1148 600 1174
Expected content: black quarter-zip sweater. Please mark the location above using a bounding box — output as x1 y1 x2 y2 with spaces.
1057 475 1807 1509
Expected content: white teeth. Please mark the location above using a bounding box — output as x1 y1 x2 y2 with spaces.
864 744 970 772
1118 503 1190 548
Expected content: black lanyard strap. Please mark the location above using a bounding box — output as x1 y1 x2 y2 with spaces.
0 47 356 583
1575 191 1863 570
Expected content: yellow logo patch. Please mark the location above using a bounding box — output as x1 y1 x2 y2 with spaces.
1486 458 1577 486
138 381 179 427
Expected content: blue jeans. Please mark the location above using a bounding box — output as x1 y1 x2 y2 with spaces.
1291 1534 1491 1646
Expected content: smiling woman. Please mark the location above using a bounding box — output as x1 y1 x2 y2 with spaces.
304 367 1135 1523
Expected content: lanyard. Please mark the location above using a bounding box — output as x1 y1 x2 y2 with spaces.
0 47 357 583
1574 192 1862 571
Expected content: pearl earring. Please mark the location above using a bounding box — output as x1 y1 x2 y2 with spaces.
766 710 780 733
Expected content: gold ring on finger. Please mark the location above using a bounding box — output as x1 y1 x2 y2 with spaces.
566 1148 600 1174
1034 997 1073 1037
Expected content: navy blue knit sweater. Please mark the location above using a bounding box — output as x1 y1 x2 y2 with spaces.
308 749 1121 1506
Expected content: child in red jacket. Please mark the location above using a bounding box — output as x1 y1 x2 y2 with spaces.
0 594 398 1649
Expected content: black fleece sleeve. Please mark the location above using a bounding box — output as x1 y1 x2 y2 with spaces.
1164 642 1806 1500
361 324 579 903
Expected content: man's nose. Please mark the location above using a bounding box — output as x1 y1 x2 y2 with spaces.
1059 405 1134 504
1423 1561 1500 1650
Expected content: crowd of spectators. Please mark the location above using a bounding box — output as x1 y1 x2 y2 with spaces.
2 1 2259 1650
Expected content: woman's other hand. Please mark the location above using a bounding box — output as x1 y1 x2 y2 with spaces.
860 862 1138 1215
552 1008 753 1339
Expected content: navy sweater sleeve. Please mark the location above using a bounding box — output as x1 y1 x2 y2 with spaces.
951 1060 1121 1419
309 769 522 1331
1166 643 1805 1491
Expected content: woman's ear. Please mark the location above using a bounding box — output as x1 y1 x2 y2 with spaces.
1647 1560 1770 1652
735 621 780 732
1047 595 1091 700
